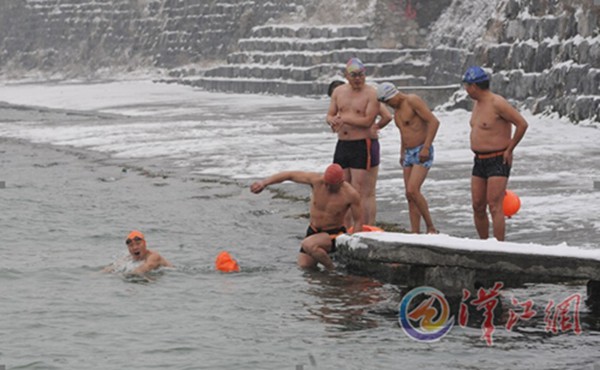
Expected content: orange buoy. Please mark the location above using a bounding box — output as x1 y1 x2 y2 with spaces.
347 225 384 233
215 251 240 273
503 190 521 218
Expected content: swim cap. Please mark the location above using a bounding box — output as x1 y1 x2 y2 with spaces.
127 230 145 241
324 164 344 185
376 82 399 102
462 66 489 84
345 57 366 74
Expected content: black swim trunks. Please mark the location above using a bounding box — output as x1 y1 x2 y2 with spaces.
333 139 380 170
472 151 511 178
299 225 347 254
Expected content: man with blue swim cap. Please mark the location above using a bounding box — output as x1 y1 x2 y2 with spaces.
462 66 528 242
462 66 490 84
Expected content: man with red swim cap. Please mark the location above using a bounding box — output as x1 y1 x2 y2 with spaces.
251 164 363 271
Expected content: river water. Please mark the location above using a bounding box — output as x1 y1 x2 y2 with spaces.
0 80 599 369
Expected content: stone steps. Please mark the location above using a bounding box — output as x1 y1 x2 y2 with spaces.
237 36 370 53
226 49 428 66
175 74 430 97
203 60 428 83
170 23 457 105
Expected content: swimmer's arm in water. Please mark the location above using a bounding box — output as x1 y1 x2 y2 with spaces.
102 265 114 273
250 171 319 193
132 253 164 274
102 255 128 273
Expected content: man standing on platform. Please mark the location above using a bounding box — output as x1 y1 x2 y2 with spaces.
462 66 528 241
326 58 380 226
377 82 440 234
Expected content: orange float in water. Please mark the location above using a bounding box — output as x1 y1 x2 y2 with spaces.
347 225 384 233
215 251 240 273
503 190 521 218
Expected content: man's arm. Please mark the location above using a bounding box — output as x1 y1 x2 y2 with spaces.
250 171 318 194
132 253 163 274
339 92 379 128
409 95 440 162
376 103 393 130
410 95 440 148
326 91 343 132
495 97 528 165
348 191 363 234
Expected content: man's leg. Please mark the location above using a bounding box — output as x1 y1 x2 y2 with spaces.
342 167 353 227
349 167 370 223
403 166 421 233
404 165 436 233
365 165 379 225
486 176 508 241
299 233 335 270
471 176 489 239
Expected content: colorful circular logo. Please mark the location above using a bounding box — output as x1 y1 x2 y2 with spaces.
398 286 454 342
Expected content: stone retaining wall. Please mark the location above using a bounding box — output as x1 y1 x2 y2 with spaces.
429 0 600 123
0 0 598 122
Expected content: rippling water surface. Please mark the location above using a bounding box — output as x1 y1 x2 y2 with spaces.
0 80 599 369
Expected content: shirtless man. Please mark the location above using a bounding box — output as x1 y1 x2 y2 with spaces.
250 163 362 270
104 230 173 274
463 66 528 241
327 79 392 224
326 58 380 226
377 82 440 234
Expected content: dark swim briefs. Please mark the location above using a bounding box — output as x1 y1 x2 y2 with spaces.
472 150 511 178
299 225 347 254
333 139 380 170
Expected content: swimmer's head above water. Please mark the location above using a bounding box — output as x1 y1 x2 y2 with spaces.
126 230 147 261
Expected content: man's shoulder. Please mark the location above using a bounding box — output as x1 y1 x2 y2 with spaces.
146 250 163 261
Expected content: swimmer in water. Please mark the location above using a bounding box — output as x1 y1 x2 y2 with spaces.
251 163 363 271
104 230 173 274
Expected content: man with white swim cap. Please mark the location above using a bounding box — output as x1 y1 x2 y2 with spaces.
377 82 440 234
251 164 363 271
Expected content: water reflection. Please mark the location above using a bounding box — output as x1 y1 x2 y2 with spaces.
301 271 389 332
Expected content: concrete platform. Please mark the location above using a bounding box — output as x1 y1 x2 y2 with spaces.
335 232 600 303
